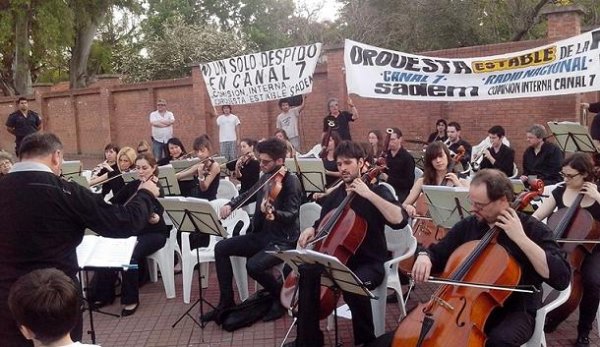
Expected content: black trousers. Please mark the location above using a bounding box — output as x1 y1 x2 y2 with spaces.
213 233 294 306
578 246 600 335
90 233 166 305
485 307 536 347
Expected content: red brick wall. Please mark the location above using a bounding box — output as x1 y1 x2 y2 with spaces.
0 6 592 172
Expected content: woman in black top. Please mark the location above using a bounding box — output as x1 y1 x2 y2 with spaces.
89 153 169 316
533 153 600 346
90 146 136 198
321 131 342 187
367 130 383 158
157 137 197 197
426 119 448 144
226 138 260 204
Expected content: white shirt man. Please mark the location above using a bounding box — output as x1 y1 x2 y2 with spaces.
149 99 175 161
216 105 241 162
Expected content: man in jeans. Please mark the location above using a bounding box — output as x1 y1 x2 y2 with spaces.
149 99 175 161
216 105 241 162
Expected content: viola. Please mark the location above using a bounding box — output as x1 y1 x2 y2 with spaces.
545 189 600 328
281 165 384 319
262 166 286 221
392 188 542 347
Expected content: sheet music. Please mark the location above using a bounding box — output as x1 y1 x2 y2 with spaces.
76 235 137 268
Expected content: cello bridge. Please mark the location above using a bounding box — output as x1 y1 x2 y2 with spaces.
430 295 454 311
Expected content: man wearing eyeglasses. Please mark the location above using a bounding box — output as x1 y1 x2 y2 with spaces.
410 169 570 347
520 124 562 186
149 99 175 161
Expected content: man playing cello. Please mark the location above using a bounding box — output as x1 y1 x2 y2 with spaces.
296 141 408 346
408 169 570 347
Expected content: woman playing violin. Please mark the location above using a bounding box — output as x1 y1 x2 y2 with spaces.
89 153 169 317
225 138 260 203
296 141 408 346
201 137 303 324
532 153 600 346
409 169 570 347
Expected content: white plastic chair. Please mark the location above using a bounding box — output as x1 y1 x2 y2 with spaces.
509 163 519 179
521 283 572 347
327 224 417 337
300 202 322 232
180 200 251 304
297 144 322 158
378 182 398 201
414 167 424 181
217 178 239 200
146 226 179 299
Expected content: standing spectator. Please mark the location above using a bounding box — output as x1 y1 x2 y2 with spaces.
322 97 358 141
216 105 241 162
5 97 42 156
149 98 175 161
276 96 306 151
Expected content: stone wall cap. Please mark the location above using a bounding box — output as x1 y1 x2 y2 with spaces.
540 5 585 17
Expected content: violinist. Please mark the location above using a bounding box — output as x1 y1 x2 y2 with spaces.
532 153 600 346
520 124 563 186
157 137 196 197
380 127 415 203
411 169 570 347
225 138 260 203
296 141 408 346
201 137 302 324
447 121 472 168
477 125 515 177
89 146 136 197
89 152 169 317
426 119 448 144
402 142 469 218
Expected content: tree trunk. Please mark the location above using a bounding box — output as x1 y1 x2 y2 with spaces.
13 6 32 95
69 16 99 89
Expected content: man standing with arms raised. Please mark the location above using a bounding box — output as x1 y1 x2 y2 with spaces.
6 97 42 157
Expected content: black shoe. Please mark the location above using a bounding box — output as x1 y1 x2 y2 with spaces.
262 301 286 322
91 297 115 309
121 303 138 317
200 303 231 324
544 317 559 333
575 334 590 347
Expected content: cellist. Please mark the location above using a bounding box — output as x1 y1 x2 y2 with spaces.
410 169 570 347
296 141 408 346
532 153 600 347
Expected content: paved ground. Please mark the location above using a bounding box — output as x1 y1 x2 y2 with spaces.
81 263 599 347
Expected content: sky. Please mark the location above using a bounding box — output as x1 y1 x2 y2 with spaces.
295 0 342 22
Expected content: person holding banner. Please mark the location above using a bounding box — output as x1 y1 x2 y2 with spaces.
322 97 358 141
276 96 306 151
520 124 563 186
216 105 241 162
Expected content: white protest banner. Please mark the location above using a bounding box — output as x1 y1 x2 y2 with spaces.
201 43 322 106
344 30 600 101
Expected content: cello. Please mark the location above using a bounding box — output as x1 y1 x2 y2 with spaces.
393 188 542 347
280 165 385 319
544 190 600 328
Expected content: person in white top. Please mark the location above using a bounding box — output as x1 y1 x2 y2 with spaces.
8 268 101 347
149 98 175 161
216 105 241 162
276 95 306 151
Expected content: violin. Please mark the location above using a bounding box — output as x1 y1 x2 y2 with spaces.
198 156 217 181
544 188 600 329
393 188 542 347
262 166 286 221
281 164 385 319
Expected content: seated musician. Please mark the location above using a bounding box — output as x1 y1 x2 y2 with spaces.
89 143 119 180
446 121 472 169
368 129 383 158
297 141 408 346
89 153 169 317
402 141 469 218
157 137 197 196
477 125 515 177
427 119 448 144
225 138 260 204
274 129 296 158
582 102 600 147
89 146 136 198
321 131 342 187
380 127 415 203
532 153 600 347
202 137 302 324
520 124 563 186
0 150 14 180
411 169 570 347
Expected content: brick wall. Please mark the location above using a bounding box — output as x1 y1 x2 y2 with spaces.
0 5 594 172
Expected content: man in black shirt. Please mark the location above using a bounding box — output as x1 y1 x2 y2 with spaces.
322 97 359 141
447 121 472 170
520 124 563 185
478 125 515 177
411 169 570 347
583 102 600 145
202 137 303 324
5 97 42 156
296 141 408 346
0 133 160 346
381 127 415 203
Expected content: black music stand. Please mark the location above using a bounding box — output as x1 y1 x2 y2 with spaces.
61 160 83 180
422 185 471 229
272 249 375 347
76 235 138 344
285 158 327 193
159 198 227 329
547 121 598 154
156 165 181 196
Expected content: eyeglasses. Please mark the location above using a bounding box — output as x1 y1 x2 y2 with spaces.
469 198 494 210
559 172 581 179
259 158 274 165
157 103 166 106
137 148 148 154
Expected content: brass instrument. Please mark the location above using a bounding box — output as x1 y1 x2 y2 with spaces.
472 146 491 172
